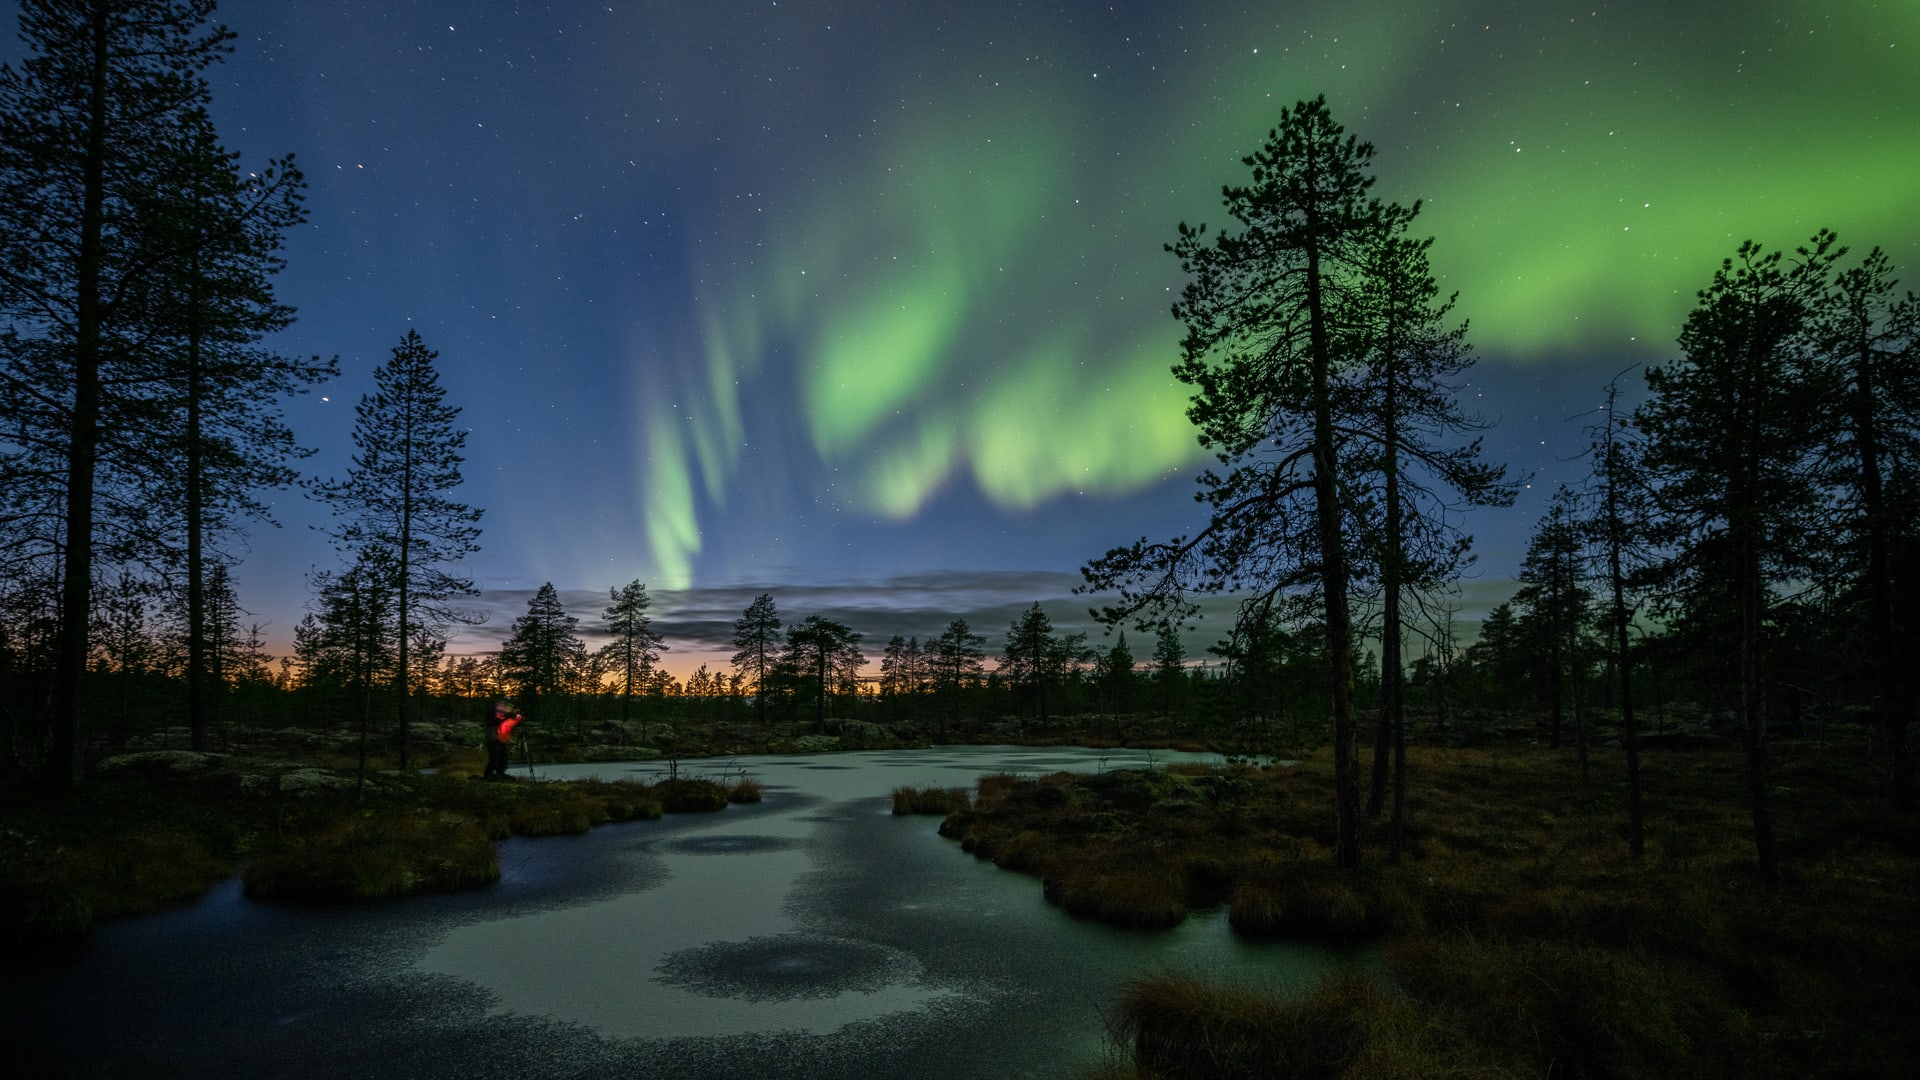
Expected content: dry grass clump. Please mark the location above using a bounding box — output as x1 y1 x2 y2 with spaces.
651 777 730 813
69 824 230 917
891 785 970 815
1045 864 1189 929
727 778 763 804
1103 970 1498 1080
973 771 1024 804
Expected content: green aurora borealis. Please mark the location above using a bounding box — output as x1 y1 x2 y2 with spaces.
632 0 1917 590
68 0 1911 657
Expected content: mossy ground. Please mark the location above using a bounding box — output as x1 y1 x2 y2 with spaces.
0 747 735 947
939 733 1919 1079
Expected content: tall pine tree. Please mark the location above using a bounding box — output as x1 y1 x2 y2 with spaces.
310 329 481 770
0 0 244 786
1084 97 1417 867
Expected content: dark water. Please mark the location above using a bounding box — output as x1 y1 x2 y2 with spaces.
4 746 1344 1078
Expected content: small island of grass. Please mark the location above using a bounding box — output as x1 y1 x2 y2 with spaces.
0 738 740 951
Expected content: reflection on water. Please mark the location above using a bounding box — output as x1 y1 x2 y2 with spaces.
420 832 951 1038
4 746 1351 1079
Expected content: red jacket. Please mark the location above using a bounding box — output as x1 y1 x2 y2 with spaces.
493 715 521 742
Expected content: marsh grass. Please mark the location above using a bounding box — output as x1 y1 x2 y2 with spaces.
0 765 694 931
949 737 1920 1079
1045 865 1189 928
728 778 764 804
651 777 731 813
1108 970 1498 1080
891 785 971 815
244 812 500 900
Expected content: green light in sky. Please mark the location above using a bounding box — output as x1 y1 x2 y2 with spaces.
798 120 1065 458
637 0 1917 582
642 421 699 590
867 419 958 519
969 328 1196 509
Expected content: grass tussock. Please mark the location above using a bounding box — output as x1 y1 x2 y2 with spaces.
1106 970 1499 1080
727 778 763 804
891 785 971 815
1045 865 1189 929
651 777 730 813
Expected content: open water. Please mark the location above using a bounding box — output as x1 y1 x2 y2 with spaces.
4 745 1344 1078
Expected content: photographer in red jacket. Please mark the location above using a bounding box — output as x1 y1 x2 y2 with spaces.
484 699 522 780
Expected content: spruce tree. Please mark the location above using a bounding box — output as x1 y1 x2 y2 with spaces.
1097 632 1136 715
499 583 585 723
1001 603 1062 724
600 579 666 738
1344 226 1515 829
1151 624 1185 717
729 593 780 729
1514 489 1595 769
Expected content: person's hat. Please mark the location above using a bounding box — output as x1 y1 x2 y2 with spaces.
496 699 517 713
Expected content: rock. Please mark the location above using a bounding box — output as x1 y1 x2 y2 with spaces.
277 767 358 795
96 750 229 776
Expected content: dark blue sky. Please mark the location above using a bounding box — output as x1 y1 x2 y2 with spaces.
9 1 1913 676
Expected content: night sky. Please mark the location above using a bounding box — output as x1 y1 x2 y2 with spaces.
8 1 1915 676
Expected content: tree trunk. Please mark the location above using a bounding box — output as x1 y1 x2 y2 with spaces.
1604 407 1645 856
1850 341 1914 810
1735 363 1777 887
49 8 115 791
185 251 207 752
395 423 414 770
1305 224 1360 870
1368 376 1403 819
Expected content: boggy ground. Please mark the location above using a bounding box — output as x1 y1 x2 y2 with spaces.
0 744 758 952
927 733 1919 1079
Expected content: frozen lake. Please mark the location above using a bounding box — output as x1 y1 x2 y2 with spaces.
5 745 1347 1078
